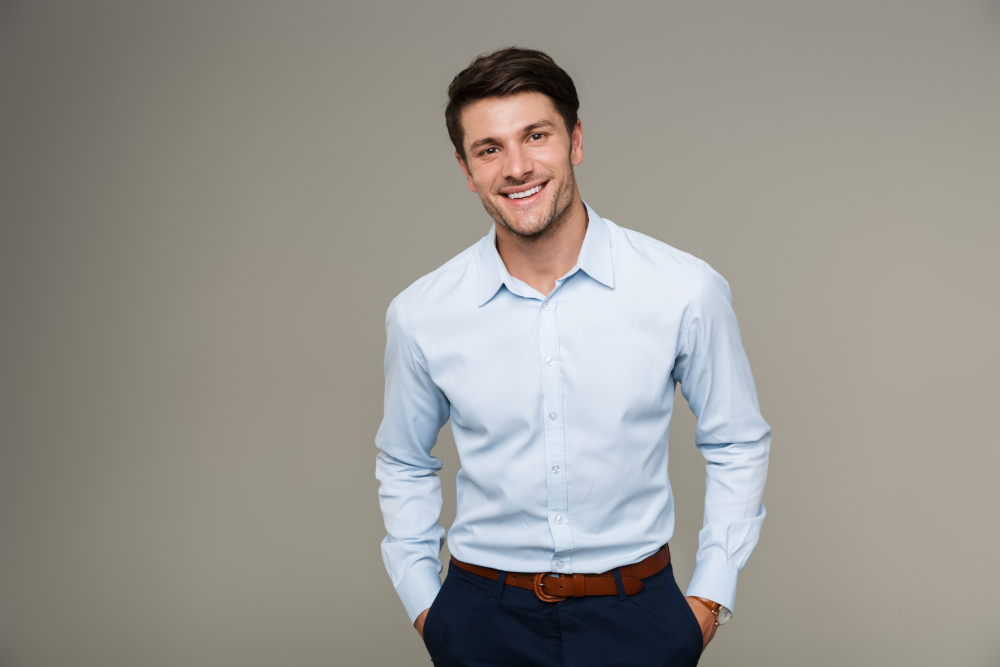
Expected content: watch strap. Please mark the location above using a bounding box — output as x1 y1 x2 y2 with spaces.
691 596 722 626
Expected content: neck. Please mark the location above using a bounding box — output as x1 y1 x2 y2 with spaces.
495 197 588 296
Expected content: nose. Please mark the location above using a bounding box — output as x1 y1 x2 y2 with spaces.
501 144 533 181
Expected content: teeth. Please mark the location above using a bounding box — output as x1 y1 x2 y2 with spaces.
505 184 542 199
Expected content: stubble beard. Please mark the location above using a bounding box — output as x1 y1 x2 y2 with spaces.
481 168 579 242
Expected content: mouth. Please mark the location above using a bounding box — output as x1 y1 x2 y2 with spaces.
500 181 547 205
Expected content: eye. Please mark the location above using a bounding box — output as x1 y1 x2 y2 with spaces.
480 146 498 156
529 132 545 141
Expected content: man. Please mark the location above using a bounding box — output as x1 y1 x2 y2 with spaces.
376 47 770 666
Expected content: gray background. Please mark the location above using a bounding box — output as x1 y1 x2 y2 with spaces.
2 1 998 665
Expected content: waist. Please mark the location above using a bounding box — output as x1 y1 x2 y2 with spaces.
450 544 670 602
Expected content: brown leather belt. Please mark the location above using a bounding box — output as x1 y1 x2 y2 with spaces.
450 545 670 602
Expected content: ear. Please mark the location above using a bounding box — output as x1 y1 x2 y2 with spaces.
570 119 583 167
456 152 478 193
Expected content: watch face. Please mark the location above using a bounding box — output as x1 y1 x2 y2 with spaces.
717 606 733 626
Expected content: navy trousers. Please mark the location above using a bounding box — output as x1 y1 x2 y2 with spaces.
422 561 704 666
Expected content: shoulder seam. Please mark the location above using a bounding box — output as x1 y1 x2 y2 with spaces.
392 295 433 375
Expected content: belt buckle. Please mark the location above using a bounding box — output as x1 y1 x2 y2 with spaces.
532 573 568 602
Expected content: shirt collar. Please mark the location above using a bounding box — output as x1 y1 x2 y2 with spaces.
477 226 506 306
477 202 615 307
576 202 615 290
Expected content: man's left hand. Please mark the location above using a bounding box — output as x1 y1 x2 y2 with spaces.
685 597 718 651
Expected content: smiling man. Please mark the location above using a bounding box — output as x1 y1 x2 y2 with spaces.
458 93 581 242
376 47 770 666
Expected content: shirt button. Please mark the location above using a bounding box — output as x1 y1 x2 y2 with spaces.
551 465 560 474
556 561 565 569
543 303 550 311
545 357 554 366
548 412 557 421
555 514 564 524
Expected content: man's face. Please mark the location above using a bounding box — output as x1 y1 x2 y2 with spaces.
456 92 583 239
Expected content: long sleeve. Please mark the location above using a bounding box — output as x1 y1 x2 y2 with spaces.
672 262 771 613
375 295 451 623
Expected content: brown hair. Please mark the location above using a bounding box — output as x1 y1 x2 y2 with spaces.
446 47 580 161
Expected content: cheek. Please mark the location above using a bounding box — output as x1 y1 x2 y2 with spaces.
539 150 573 173
471 167 499 194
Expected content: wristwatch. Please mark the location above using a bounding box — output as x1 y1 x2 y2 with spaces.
692 597 732 626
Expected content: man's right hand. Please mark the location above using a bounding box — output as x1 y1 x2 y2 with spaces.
414 608 430 639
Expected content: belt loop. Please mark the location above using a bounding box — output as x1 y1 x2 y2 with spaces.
495 571 507 599
612 568 627 600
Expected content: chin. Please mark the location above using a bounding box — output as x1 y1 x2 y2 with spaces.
481 180 577 240
499 210 554 238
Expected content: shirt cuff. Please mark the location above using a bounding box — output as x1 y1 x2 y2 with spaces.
396 567 443 624
685 559 739 614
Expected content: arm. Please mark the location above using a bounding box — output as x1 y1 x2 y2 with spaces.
673 262 771 615
375 295 451 626
414 609 430 638
686 598 719 650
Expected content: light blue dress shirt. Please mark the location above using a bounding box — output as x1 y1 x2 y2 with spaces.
376 203 770 623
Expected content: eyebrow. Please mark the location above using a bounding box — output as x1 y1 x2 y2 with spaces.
468 120 559 154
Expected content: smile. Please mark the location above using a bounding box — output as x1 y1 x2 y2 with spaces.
505 184 544 199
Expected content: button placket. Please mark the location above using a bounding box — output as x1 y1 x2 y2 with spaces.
539 295 572 571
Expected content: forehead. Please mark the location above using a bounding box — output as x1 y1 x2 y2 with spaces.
460 92 562 148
